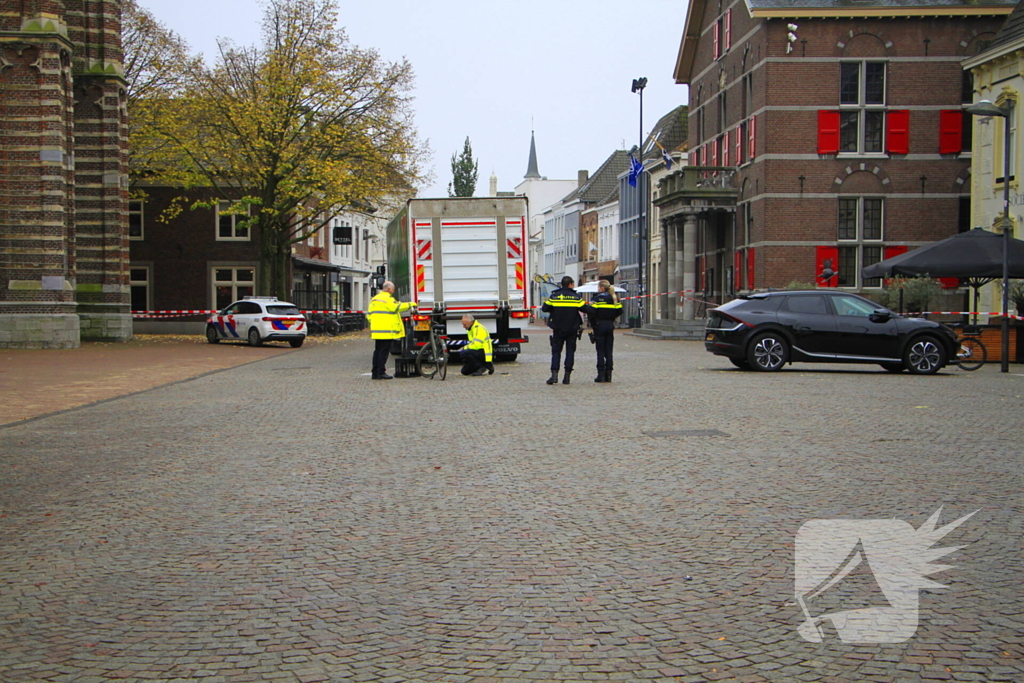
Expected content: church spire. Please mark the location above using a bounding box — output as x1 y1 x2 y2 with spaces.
524 130 541 179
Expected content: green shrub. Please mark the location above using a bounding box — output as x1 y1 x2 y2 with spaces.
880 277 942 313
785 280 818 290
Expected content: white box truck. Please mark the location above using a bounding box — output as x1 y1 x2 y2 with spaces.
384 197 531 372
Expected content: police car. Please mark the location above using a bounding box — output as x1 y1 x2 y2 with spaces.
205 297 306 347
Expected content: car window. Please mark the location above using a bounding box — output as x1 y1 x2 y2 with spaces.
242 302 263 314
267 305 301 315
779 295 829 315
223 302 244 314
832 295 877 318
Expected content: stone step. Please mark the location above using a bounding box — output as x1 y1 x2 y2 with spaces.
627 326 706 341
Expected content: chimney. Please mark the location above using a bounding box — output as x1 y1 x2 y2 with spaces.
578 170 589 188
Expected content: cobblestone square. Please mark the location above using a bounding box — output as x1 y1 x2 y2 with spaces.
2 333 1022 682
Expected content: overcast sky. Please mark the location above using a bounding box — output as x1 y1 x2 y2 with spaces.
136 0 691 198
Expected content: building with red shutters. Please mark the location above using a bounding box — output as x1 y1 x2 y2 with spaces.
656 0 1015 319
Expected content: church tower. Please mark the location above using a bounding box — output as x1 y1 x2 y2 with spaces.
0 0 131 348
524 130 541 179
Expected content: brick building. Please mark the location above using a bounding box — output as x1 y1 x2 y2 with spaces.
1 0 130 348
657 0 1015 320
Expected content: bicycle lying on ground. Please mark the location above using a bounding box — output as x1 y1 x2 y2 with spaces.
416 320 448 380
950 323 986 371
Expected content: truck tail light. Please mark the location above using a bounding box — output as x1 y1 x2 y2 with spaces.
510 311 530 318
412 314 431 321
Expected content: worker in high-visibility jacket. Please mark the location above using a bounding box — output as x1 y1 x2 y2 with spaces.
368 281 416 380
460 314 494 376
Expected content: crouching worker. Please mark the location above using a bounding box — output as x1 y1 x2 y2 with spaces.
460 314 494 376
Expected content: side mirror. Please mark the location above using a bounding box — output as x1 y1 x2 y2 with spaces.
869 308 892 323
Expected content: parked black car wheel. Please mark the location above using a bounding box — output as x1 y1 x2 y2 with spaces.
748 333 788 371
904 336 945 375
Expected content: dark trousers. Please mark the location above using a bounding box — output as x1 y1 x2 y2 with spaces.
550 329 579 372
461 348 489 375
372 339 392 377
595 329 614 372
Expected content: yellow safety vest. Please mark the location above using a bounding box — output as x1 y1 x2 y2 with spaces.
368 291 414 340
465 320 493 362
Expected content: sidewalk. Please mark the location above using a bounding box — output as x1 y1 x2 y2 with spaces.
0 334 345 427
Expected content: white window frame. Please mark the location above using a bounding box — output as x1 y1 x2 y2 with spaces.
129 265 150 311
838 61 887 156
216 201 250 241
128 200 144 240
212 266 256 309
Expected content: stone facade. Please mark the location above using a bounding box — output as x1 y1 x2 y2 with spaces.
0 0 130 348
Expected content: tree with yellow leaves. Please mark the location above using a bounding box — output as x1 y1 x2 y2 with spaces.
131 0 427 297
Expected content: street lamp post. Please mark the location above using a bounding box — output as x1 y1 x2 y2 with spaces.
631 77 647 325
965 99 1013 373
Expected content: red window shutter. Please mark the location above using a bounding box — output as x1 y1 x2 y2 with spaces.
725 9 732 50
722 131 730 166
939 277 960 289
883 245 908 260
816 246 840 287
886 110 910 154
713 21 720 60
712 138 719 166
735 123 744 164
747 248 755 289
938 110 963 154
735 250 743 290
818 111 840 154
748 115 756 159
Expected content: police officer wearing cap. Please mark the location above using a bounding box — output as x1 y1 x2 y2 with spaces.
541 276 592 385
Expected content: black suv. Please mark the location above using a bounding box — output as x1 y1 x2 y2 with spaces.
704 290 960 374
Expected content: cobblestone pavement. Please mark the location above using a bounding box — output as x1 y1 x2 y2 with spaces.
2 331 1022 683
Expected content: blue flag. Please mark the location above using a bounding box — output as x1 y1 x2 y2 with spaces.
628 154 643 187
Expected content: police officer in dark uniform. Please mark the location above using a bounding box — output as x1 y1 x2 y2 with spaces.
588 280 623 383
541 276 592 385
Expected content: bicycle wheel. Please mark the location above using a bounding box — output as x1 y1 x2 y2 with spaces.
324 319 340 337
436 339 448 380
957 337 986 371
417 336 442 379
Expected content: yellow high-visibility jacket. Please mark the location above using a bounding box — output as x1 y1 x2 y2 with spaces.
465 320 493 362
368 291 415 339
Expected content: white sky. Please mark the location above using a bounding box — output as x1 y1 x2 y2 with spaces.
135 0 691 198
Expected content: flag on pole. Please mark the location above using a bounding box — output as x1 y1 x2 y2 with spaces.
648 134 674 170
628 154 644 187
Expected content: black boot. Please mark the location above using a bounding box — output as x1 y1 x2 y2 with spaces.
546 371 558 385
562 370 572 385
605 369 612 383
594 370 606 383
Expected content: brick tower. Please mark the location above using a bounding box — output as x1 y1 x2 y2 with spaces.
0 0 131 348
